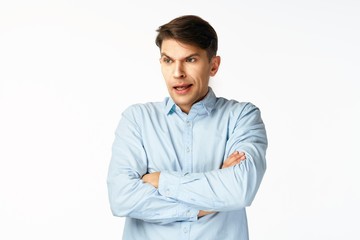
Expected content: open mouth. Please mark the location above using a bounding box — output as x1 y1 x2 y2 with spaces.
174 84 193 93
174 85 191 91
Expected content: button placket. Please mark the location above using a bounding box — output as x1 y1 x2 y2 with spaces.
183 119 193 173
181 222 191 239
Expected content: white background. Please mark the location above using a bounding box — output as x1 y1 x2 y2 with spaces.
1 0 359 239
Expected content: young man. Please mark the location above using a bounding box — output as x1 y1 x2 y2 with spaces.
107 15 267 240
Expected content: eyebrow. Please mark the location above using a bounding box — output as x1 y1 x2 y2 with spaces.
160 53 201 61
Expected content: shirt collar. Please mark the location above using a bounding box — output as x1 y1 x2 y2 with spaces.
164 87 217 116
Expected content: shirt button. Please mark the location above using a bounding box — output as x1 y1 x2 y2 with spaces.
183 227 188 233
186 121 191 127
165 189 170 196
186 147 190 153
186 210 191 217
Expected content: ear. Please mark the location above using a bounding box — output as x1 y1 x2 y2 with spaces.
210 56 221 77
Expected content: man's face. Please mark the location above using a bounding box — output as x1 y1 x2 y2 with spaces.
160 39 220 113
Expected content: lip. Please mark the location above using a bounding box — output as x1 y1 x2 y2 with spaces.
173 84 193 95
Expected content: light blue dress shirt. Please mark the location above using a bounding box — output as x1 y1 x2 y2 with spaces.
107 88 267 240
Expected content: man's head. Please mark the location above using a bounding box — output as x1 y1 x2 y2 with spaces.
155 15 218 61
156 15 221 113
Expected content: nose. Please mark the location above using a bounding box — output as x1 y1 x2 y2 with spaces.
173 61 186 78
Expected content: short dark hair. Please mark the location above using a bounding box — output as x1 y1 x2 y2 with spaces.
155 15 218 61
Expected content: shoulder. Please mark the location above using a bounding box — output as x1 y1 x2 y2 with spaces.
122 101 165 120
214 97 266 136
215 97 260 117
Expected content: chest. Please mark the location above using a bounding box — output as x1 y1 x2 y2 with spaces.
141 114 231 173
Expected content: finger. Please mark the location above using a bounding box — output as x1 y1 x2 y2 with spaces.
225 154 240 164
229 151 239 157
222 151 247 168
223 156 241 168
222 159 234 168
231 151 245 158
222 160 239 168
236 152 246 160
229 151 242 159
238 151 245 157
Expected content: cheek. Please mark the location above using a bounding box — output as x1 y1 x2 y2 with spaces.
198 70 211 84
161 70 172 87
191 65 210 80
162 66 172 76
160 68 169 79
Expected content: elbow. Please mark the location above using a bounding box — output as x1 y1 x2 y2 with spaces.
232 159 266 209
107 177 136 217
107 174 153 218
234 184 260 209
243 151 266 205
108 195 127 217
241 185 260 208
107 168 145 217
245 165 266 207
107 187 128 217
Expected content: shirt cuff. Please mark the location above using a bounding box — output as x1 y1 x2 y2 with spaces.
177 205 199 222
158 171 182 199
159 171 199 222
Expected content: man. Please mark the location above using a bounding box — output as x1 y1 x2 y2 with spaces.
107 15 267 240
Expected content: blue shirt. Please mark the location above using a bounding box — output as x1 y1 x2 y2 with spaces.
107 88 267 240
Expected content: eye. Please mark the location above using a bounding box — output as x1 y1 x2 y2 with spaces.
162 57 173 64
186 57 196 63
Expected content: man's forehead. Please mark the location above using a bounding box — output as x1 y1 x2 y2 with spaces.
161 39 206 58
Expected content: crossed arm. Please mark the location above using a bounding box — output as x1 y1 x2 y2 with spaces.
108 103 267 224
142 151 246 217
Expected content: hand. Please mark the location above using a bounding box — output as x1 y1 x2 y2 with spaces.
198 152 245 218
142 152 245 215
198 210 215 217
221 151 246 169
142 172 160 188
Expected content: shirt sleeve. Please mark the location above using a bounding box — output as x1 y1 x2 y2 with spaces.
107 106 199 225
158 103 267 212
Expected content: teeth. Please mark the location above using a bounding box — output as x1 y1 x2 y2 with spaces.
175 85 190 90
176 86 187 90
